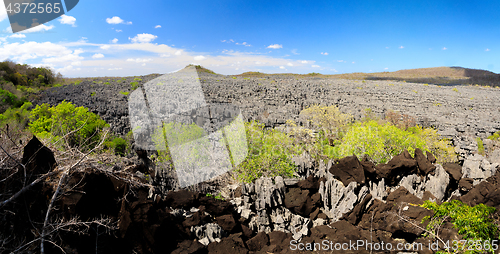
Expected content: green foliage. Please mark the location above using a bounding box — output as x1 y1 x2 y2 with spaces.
452 87 459 93
111 137 127 156
130 82 139 90
488 131 500 141
153 121 208 166
0 88 25 108
420 200 498 253
119 91 130 96
477 137 485 156
74 80 82 85
234 121 302 183
90 92 96 97
104 82 110 85
134 78 142 81
206 193 225 201
0 101 32 129
29 101 108 150
326 121 457 164
300 105 352 145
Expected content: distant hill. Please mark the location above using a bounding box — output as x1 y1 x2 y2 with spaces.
235 66 500 87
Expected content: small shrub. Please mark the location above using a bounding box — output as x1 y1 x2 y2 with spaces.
299 105 352 145
131 82 139 90
452 87 459 92
104 82 110 85
234 121 302 183
111 137 127 156
420 200 498 253
477 137 485 156
134 78 142 81
90 92 96 97
487 131 500 141
385 110 416 130
29 101 108 150
74 80 82 85
0 101 32 129
119 91 129 96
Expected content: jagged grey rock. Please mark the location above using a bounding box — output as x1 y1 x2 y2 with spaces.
424 164 450 201
397 174 425 198
462 154 496 185
369 178 387 201
191 223 225 245
319 178 359 221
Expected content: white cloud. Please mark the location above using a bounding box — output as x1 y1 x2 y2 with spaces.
6 24 54 33
385 47 389 49
291 49 299 55
352 61 355 64
108 67 123 70
287 62 293 67
301 60 309 64
100 45 111 50
92 53 104 59
0 41 79 64
155 25 161 29
106 16 131 25
337 60 344 62
312 65 320 68
236 42 251 47
116 29 123 32
321 52 328 55
279 66 285 69
384 67 389 70
10 34 26 38
129 33 157 43
194 55 206 61
485 48 490 52
442 47 447 50
59 15 77 27
399 46 404 49
111 38 118 43
175 50 182 56
267 44 282 49
160 54 170 57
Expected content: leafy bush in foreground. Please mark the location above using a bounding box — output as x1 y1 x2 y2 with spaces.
420 200 498 254
234 121 302 183
29 101 108 150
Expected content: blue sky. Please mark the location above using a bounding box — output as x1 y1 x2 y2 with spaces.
0 0 499 77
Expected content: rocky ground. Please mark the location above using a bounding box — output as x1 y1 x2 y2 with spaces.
12 69 499 253
2 136 499 253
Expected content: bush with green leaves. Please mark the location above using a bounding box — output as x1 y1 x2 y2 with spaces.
300 104 352 145
234 121 302 183
324 120 456 164
0 101 32 129
29 101 108 150
420 200 498 253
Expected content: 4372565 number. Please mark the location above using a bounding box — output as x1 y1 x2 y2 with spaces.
6 2 61 14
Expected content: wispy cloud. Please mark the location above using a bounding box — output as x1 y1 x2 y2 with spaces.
235 42 251 47
442 47 447 50
111 38 118 43
312 65 320 68
321 52 328 55
92 53 104 59
155 25 161 29
267 44 282 49
399 46 404 49
291 49 299 55
485 48 490 51
9 34 26 38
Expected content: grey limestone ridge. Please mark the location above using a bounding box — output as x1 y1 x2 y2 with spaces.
35 70 500 162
